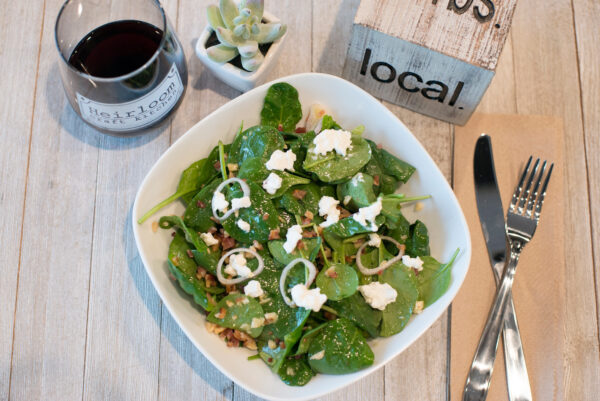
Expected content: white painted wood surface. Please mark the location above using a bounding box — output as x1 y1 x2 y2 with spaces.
1 0 599 400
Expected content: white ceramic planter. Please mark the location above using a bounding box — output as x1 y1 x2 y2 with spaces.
195 11 286 92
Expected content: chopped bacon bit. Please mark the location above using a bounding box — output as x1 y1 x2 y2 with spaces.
268 357 273 363
269 229 281 240
252 240 264 251
277 124 283 131
326 268 338 278
171 232 176 237
151 221 159 233
262 213 270 221
221 236 236 250
295 127 306 133
186 249 194 258
302 230 318 238
373 175 380 186
316 226 324 235
323 311 336 320
205 274 217 288
227 284 239 294
196 200 206 208
213 161 221 170
339 207 351 218
280 342 286 349
377 143 383 149
196 266 207 279
301 217 311 225
292 189 307 200
297 241 306 250
345 256 353 264
294 354 303 359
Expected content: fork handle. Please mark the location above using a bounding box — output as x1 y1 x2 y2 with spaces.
502 295 533 401
463 252 520 401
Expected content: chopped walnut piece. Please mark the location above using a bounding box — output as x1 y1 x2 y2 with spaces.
214 308 227 319
251 317 265 329
196 200 206 209
151 221 159 233
326 267 338 278
186 249 194 258
213 160 221 170
264 312 279 324
304 210 314 220
339 207 351 219
208 226 218 234
414 300 425 314
268 229 281 240
227 163 239 172
268 339 277 349
295 127 306 133
244 338 258 350
414 201 425 212
225 300 234 308
196 266 207 279
233 330 251 342
252 240 263 251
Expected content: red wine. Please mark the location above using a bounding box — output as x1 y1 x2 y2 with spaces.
68 20 162 78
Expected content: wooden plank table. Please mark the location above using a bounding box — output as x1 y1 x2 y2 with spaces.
1 0 598 400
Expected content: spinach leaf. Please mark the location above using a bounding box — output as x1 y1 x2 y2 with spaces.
406 220 430 257
320 115 341 130
278 357 315 386
336 173 376 211
268 237 322 265
167 233 217 311
379 264 418 336
207 294 265 338
183 178 222 232
315 264 358 301
237 157 310 198
277 183 324 222
388 213 411 246
258 295 310 373
221 181 280 243
260 82 303 132
416 249 459 307
328 293 382 338
180 144 225 203
159 215 222 278
294 323 326 356
362 140 399 195
228 125 285 165
324 215 385 238
307 318 374 374
303 134 372 183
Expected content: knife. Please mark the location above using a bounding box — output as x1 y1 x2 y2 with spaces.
464 134 533 401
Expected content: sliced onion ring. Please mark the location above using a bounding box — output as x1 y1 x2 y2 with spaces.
356 235 406 276
279 258 317 307
212 177 251 222
216 247 264 285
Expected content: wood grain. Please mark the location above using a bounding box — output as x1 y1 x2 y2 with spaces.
572 0 600 332
0 1 45 399
8 0 101 399
353 0 518 70
510 0 600 400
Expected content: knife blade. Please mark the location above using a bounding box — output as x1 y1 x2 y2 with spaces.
469 134 532 401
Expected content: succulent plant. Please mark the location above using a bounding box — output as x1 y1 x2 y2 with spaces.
206 0 287 72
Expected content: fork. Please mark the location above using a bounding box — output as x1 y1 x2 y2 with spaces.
463 157 554 401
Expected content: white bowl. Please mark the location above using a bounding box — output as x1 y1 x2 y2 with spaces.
133 73 471 401
195 11 286 92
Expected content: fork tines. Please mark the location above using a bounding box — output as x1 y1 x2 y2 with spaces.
509 156 554 220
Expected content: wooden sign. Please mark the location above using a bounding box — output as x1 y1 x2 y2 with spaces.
342 0 518 125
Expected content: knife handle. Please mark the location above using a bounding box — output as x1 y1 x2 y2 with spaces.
502 296 533 401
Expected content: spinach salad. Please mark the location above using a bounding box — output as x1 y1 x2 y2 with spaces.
139 82 459 386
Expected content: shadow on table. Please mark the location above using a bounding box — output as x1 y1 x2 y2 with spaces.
44 62 169 150
123 205 236 400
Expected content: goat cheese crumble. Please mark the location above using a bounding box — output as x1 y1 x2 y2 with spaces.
244 280 264 298
312 129 352 156
236 219 251 232
266 149 296 171
358 282 398 310
262 172 283 195
212 191 229 212
352 197 383 231
291 284 328 312
200 232 219 246
318 195 340 227
224 253 253 278
367 233 381 248
283 224 303 253
231 196 251 210
402 255 424 271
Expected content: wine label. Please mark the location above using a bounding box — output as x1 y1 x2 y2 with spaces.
76 63 184 132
